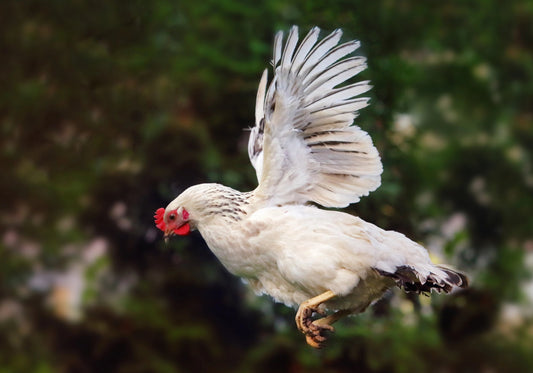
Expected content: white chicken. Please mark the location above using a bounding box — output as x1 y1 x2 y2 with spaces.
154 26 467 348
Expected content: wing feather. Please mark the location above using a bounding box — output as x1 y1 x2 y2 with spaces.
249 26 382 207
281 26 299 70
254 69 268 126
248 69 268 179
272 31 283 66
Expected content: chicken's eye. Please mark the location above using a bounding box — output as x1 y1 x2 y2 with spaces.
168 213 176 221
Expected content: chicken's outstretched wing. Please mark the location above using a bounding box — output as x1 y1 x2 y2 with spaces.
249 26 382 207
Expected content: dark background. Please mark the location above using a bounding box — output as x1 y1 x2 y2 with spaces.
1 0 532 372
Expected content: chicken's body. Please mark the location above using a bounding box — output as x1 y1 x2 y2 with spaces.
176 183 396 310
205 199 398 311
155 27 467 348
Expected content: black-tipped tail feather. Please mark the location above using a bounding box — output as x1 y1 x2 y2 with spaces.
375 265 468 294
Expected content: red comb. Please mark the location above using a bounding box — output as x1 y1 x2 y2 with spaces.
154 208 166 231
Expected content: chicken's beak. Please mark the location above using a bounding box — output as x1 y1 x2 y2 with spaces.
164 228 175 244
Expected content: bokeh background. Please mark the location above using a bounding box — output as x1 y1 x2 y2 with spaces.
1 0 533 372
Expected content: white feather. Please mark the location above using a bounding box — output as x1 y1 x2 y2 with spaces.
281 25 299 70
272 31 283 66
255 69 268 126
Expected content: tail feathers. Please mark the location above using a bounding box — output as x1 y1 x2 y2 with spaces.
376 265 468 294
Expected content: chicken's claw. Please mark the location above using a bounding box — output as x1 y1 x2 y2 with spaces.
305 321 335 348
295 290 337 348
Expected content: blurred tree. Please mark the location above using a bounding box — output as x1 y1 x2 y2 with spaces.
1 0 532 372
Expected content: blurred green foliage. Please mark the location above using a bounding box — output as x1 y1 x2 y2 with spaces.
1 0 533 372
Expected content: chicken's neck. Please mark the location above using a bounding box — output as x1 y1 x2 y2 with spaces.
186 183 254 227
189 184 263 277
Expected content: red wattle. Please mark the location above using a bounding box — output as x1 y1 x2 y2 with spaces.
174 223 190 236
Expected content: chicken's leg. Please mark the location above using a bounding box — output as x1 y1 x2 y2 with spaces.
295 290 350 348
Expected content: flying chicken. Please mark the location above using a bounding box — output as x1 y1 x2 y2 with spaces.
154 26 467 348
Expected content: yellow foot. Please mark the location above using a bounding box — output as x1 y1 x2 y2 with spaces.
295 290 337 349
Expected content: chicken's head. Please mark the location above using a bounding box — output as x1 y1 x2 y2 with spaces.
154 206 191 238
154 183 233 241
